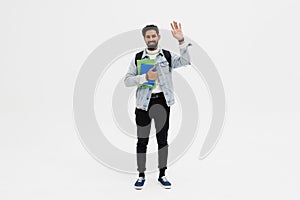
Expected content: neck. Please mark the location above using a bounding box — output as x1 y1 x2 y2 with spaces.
146 47 160 55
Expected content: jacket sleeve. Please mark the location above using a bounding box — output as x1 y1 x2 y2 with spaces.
171 42 192 69
124 57 147 87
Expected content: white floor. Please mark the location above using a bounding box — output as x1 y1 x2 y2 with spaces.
1 0 300 199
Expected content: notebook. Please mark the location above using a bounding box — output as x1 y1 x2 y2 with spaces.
136 59 157 88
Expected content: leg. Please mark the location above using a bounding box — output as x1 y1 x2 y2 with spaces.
151 98 170 172
135 108 152 174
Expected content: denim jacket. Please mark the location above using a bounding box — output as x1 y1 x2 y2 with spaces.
124 42 192 111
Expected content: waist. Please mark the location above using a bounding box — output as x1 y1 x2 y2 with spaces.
151 92 164 99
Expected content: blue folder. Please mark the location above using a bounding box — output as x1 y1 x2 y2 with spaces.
141 63 157 86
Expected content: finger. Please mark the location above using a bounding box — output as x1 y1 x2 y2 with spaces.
170 22 175 30
150 66 156 71
179 22 182 30
173 21 178 29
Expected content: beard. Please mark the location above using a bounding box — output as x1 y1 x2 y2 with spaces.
147 41 158 50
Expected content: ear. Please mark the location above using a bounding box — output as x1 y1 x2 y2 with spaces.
158 34 161 41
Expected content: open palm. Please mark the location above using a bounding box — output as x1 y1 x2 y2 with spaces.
170 21 184 41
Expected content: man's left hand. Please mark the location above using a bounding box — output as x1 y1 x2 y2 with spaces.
170 21 184 42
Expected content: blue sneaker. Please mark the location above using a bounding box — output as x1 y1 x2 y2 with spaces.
134 177 145 190
158 176 172 189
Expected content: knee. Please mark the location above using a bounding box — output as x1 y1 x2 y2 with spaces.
137 138 149 152
158 142 168 150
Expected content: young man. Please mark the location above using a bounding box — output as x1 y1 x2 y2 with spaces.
124 21 192 189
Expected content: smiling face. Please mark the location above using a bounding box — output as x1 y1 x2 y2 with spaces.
144 30 160 50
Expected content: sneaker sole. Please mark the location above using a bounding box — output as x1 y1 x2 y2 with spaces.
158 182 171 189
134 186 144 190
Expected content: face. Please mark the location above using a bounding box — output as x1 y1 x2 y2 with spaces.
144 30 160 49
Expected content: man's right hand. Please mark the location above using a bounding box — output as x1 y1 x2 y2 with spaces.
146 66 158 80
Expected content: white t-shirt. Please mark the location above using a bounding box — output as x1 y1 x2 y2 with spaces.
138 47 163 93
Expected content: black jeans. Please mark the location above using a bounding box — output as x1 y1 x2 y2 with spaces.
135 92 170 173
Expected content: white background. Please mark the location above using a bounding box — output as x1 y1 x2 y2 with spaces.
1 0 300 199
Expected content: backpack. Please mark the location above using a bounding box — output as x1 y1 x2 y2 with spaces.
135 49 172 72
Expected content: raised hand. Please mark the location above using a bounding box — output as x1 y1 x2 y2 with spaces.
170 21 184 41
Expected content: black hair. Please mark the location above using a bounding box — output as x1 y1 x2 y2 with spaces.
142 24 159 37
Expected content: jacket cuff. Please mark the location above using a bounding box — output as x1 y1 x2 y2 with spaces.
139 74 147 84
179 42 192 49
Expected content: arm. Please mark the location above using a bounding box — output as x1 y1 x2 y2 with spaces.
171 41 192 69
124 58 148 87
170 21 192 69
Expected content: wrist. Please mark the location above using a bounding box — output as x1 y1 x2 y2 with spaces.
178 37 184 43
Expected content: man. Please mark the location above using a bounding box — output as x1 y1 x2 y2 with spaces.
124 21 192 190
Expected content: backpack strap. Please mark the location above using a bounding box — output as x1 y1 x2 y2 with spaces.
135 51 144 67
162 49 172 72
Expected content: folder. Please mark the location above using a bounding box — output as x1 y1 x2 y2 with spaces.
136 59 157 88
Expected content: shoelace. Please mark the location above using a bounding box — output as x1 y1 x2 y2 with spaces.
161 176 169 182
137 177 144 182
